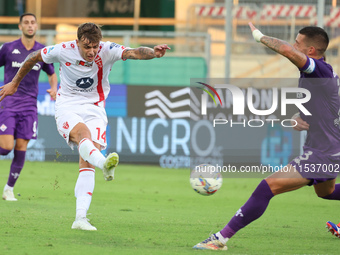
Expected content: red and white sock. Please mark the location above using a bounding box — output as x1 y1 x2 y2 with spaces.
78 138 105 169
75 168 95 219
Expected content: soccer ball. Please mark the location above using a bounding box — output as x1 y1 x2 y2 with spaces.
190 164 223 196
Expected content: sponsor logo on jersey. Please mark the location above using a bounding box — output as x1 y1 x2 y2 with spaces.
76 60 93 67
71 43 75 48
110 43 126 50
0 124 7 132
12 61 22 68
12 49 21 54
43 48 47 54
65 62 71 66
11 61 41 71
110 43 121 49
47 46 54 53
62 43 66 48
76 77 94 89
63 122 69 129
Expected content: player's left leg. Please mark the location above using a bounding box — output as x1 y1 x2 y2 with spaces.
194 165 310 250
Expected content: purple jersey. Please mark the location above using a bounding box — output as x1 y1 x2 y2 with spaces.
299 57 340 155
0 39 55 112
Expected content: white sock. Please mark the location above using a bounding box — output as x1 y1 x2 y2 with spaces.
215 232 229 245
78 138 106 169
4 184 13 192
75 168 95 219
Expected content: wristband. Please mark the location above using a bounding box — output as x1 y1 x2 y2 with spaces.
252 30 264 43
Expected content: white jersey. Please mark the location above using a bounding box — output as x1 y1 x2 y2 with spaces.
41 40 126 107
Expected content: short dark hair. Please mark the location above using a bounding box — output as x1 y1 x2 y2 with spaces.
19 13 36 23
298 26 329 55
77 23 102 44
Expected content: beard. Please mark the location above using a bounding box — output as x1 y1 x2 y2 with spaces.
23 32 35 39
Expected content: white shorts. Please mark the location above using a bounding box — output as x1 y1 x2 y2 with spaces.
55 103 108 150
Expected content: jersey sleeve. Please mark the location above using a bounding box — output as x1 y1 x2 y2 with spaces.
106 42 128 62
299 57 333 78
41 43 62 64
299 57 315 74
42 62 55 76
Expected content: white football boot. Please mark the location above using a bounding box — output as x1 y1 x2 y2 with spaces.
193 234 228 250
102 152 119 181
71 217 97 231
2 189 17 201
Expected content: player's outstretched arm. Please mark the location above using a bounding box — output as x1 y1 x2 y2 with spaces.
122 44 170 60
248 22 307 69
0 49 43 101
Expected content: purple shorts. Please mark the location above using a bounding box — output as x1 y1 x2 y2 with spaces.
0 110 38 140
290 149 340 186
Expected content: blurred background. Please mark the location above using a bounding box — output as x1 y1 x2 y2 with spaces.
0 0 336 168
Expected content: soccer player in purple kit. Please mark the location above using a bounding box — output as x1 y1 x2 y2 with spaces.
192 23 340 250
0 13 57 201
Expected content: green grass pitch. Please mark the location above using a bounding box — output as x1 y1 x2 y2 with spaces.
0 160 339 255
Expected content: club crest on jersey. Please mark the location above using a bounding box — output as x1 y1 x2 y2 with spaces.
63 122 69 129
76 77 94 89
76 60 93 67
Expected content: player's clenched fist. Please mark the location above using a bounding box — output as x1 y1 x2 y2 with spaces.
248 22 264 43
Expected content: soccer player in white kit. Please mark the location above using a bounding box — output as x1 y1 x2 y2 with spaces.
0 23 170 231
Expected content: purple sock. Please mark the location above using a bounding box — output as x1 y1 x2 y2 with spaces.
7 150 26 187
322 184 340 200
0 147 11 155
220 179 274 238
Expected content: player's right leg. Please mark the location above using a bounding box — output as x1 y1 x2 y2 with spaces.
0 135 14 155
0 111 17 201
0 110 15 154
2 138 29 201
0 135 16 201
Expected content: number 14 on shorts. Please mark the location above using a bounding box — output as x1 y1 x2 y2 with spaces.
96 127 106 143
